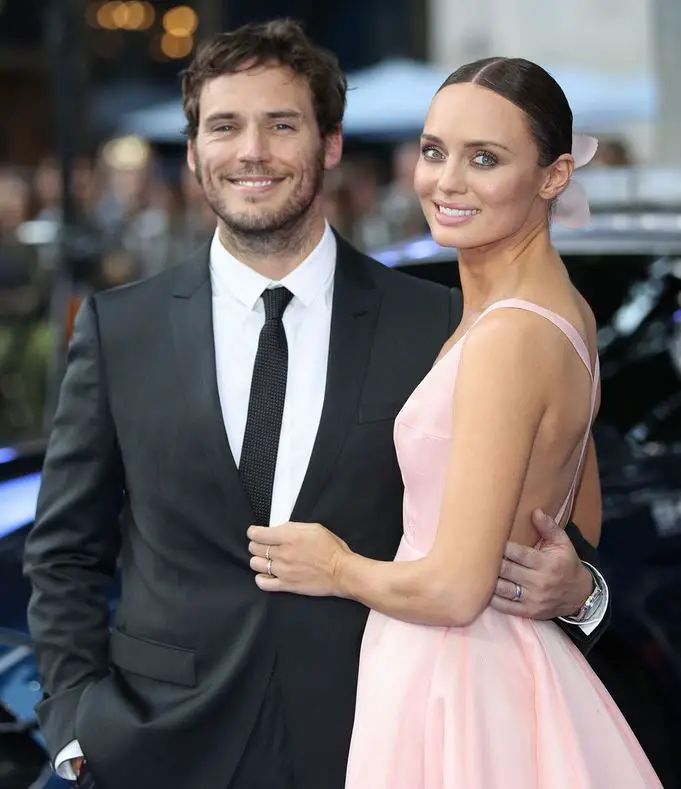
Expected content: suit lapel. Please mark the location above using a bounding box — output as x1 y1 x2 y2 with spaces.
168 245 253 521
291 236 380 522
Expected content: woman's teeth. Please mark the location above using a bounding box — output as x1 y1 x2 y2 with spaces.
437 206 480 216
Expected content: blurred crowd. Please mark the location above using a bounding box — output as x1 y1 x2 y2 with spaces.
0 133 634 442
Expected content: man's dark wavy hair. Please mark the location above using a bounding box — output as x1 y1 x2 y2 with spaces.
181 19 347 140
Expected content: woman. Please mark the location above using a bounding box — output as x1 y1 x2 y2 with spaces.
248 58 662 787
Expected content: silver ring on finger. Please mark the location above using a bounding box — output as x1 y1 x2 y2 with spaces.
513 583 523 602
266 558 273 577
265 545 271 561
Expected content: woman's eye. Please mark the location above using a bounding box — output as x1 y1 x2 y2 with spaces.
472 151 497 167
421 145 444 161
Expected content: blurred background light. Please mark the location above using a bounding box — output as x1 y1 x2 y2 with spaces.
162 6 199 38
160 31 195 59
89 1 155 31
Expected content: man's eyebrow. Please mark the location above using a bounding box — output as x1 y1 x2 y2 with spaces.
204 110 304 124
265 110 304 119
204 111 239 124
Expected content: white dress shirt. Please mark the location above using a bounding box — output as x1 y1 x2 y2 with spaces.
54 220 606 777
211 223 336 525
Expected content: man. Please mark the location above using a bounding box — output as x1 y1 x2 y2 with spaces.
24 19 608 789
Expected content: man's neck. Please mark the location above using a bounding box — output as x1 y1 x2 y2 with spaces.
217 214 327 280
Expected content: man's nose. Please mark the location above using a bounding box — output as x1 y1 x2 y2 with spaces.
238 127 270 163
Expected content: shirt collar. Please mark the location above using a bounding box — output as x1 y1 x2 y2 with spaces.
209 222 336 310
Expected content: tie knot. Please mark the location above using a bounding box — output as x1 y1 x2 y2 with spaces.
262 286 293 322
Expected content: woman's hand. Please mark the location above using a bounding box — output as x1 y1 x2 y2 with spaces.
247 522 351 596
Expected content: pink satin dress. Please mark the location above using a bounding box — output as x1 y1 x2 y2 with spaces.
344 299 662 789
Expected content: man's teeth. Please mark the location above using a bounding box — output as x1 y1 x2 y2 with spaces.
438 206 480 216
234 180 274 187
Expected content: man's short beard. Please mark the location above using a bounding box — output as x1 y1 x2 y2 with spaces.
193 148 326 258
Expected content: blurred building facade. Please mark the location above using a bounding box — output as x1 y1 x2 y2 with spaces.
429 0 650 73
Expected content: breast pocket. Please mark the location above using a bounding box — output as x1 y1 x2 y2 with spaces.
357 400 403 424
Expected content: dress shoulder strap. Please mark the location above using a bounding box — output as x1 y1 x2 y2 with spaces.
480 298 593 377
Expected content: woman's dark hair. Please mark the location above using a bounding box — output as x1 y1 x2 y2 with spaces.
180 19 347 141
438 58 573 166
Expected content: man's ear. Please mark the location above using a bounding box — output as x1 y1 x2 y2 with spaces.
187 139 197 176
323 127 343 172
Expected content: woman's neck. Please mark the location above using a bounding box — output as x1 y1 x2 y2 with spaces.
457 221 556 312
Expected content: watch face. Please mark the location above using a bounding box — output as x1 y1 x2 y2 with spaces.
590 583 604 603
582 586 603 618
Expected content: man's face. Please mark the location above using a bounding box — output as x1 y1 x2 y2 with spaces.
187 62 342 237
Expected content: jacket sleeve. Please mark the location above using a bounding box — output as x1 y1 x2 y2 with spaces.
448 287 464 333
23 296 124 759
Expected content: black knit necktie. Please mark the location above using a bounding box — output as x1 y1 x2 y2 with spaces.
239 286 294 525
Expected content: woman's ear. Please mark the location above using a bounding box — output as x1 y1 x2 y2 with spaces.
539 154 574 200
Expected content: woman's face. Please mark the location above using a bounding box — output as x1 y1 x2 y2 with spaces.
413 82 570 250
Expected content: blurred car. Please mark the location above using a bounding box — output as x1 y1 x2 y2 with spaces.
2 210 681 787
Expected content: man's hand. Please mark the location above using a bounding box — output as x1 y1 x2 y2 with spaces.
489 509 593 619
